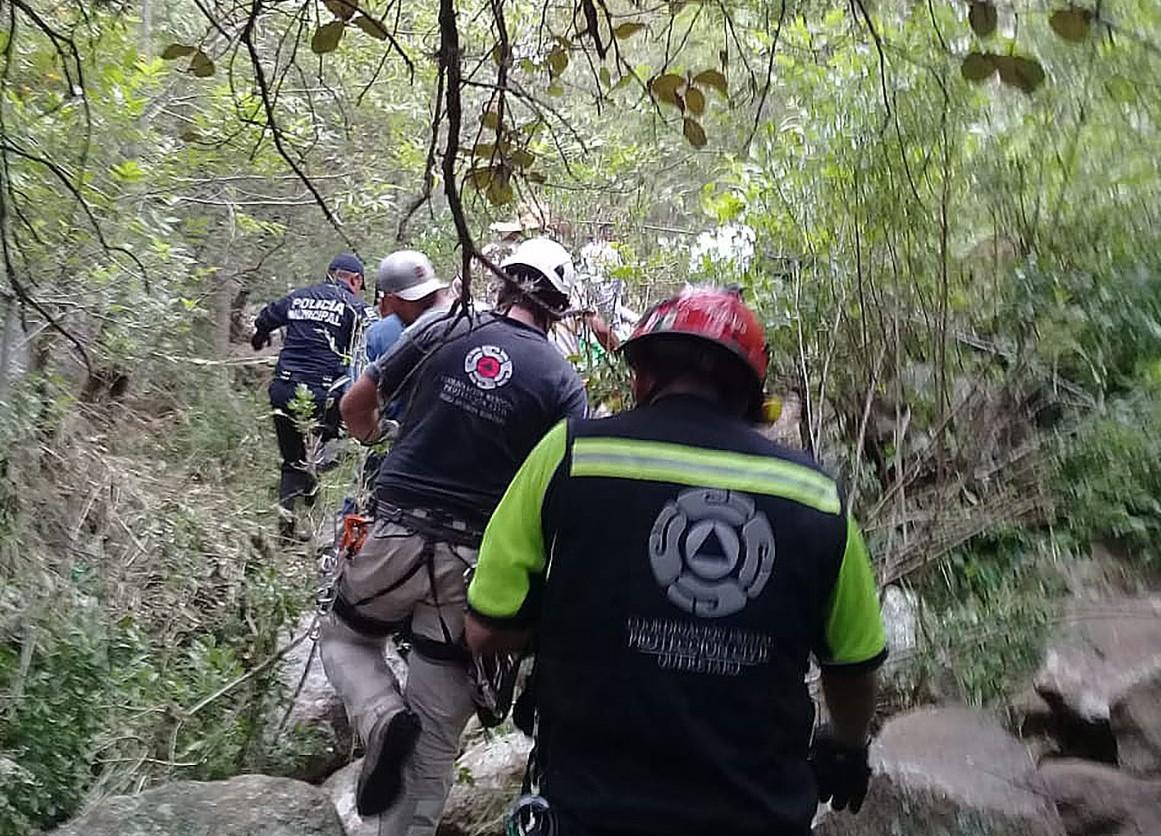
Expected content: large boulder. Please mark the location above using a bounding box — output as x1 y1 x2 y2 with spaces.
264 613 408 782
440 731 532 836
1034 596 1161 726
1038 759 1161 836
814 706 1065 836
323 730 531 836
322 759 372 836
49 774 345 836
1110 668 1161 777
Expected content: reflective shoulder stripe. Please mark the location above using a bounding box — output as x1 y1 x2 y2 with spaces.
570 437 841 514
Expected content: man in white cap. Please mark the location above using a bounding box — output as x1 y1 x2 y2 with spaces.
366 250 453 363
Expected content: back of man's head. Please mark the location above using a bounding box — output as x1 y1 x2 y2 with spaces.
328 252 365 292
376 250 448 321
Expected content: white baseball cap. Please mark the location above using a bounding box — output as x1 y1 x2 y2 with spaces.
376 250 448 301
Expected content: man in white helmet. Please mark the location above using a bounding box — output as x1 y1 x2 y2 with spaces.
322 237 587 835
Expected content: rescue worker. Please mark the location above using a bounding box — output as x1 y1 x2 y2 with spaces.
465 287 886 836
251 252 369 540
365 250 453 363
357 250 455 497
322 238 587 834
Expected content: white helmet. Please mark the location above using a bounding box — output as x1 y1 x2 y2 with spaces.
500 238 576 308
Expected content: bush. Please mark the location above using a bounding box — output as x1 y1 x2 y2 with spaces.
1053 394 1161 563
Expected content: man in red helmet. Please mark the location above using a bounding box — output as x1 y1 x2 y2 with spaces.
465 287 886 836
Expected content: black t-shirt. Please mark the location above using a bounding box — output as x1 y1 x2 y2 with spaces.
469 396 887 836
254 280 369 385
366 309 587 524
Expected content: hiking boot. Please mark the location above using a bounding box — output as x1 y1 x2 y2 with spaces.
356 708 422 817
277 512 298 544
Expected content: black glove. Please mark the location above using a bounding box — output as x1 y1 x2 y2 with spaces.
250 330 271 350
809 726 871 813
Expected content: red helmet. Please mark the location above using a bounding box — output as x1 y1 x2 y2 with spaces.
624 287 767 410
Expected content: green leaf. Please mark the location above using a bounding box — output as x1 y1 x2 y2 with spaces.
160 44 196 60
467 167 497 191
614 22 645 39
650 73 683 105
481 109 501 130
511 148 535 169
1049 8 1091 42
1106 76 1136 104
324 0 358 21
960 51 995 82
692 69 727 96
353 15 388 40
685 86 706 115
599 66 611 88
189 51 215 78
111 160 144 182
995 54 1045 93
547 81 565 96
472 143 496 158
547 49 569 78
486 175 514 206
611 74 633 92
311 21 345 54
968 2 998 37
526 171 547 184
682 117 707 148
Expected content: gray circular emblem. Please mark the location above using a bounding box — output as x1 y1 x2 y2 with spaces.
464 345 513 390
648 488 776 618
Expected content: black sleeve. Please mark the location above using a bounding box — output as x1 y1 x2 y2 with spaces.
254 292 293 335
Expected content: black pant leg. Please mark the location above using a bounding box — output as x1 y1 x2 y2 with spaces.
269 379 315 512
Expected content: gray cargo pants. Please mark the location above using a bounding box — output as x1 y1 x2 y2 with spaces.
319 518 477 836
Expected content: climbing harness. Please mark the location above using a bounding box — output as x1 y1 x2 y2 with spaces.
311 510 373 639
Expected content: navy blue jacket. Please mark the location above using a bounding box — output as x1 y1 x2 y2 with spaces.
255 281 369 386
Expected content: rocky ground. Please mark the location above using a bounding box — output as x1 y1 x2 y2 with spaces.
48 580 1161 836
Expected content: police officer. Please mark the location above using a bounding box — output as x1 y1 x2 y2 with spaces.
251 252 369 540
321 238 587 834
466 287 886 836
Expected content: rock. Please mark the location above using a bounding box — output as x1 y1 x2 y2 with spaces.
1038 759 1161 836
440 731 532 836
882 584 919 658
50 774 345 836
814 706 1065 836
1033 596 1161 762
1110 669 1161 777
1056 541 1145 600
1005 686 1060 762
322 759 373 836
323 730 531 836
264 613 408 783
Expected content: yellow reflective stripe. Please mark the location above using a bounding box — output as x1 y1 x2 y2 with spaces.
570 437 841 514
